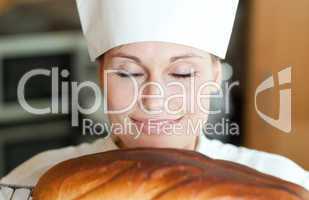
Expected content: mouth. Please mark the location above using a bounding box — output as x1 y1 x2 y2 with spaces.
129 116 184 135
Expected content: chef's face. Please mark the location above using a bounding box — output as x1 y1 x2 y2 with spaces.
99 42 221 150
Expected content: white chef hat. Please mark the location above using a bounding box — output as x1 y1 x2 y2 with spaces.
76 0 239 62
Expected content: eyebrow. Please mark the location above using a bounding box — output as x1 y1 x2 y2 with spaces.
109 53 142 64
169 53 205 63
109 52 204 65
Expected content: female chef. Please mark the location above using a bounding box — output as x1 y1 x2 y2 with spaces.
1 0 308 191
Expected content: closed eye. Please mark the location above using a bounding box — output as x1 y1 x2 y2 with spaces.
170 72 197 78
116 71 144 78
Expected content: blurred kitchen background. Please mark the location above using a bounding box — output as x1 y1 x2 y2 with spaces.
0 0 308 177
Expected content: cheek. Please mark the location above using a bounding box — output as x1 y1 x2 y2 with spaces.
194 68 216 113
165 77 212 115
195 79 212 112
106 76 138 112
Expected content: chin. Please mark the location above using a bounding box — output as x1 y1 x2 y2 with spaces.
123 134 189 149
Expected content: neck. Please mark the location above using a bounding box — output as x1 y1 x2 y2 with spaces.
186 136 199 151
113 136 127 149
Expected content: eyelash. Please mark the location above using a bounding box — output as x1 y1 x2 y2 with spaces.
116 72 144 78
170 72 197 79
115 72 197 79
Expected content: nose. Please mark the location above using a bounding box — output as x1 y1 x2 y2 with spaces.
139 78 165 114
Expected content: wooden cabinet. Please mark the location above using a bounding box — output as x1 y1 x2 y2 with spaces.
245 0 309 169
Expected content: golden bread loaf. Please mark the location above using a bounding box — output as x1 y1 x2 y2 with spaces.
33 148 309 200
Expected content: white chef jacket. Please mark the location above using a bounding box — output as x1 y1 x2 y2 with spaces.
1 135 308 199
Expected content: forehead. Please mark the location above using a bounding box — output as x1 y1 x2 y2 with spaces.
102 41 211 61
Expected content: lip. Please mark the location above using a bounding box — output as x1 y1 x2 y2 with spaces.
129 116 184 135
130 116 183 124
